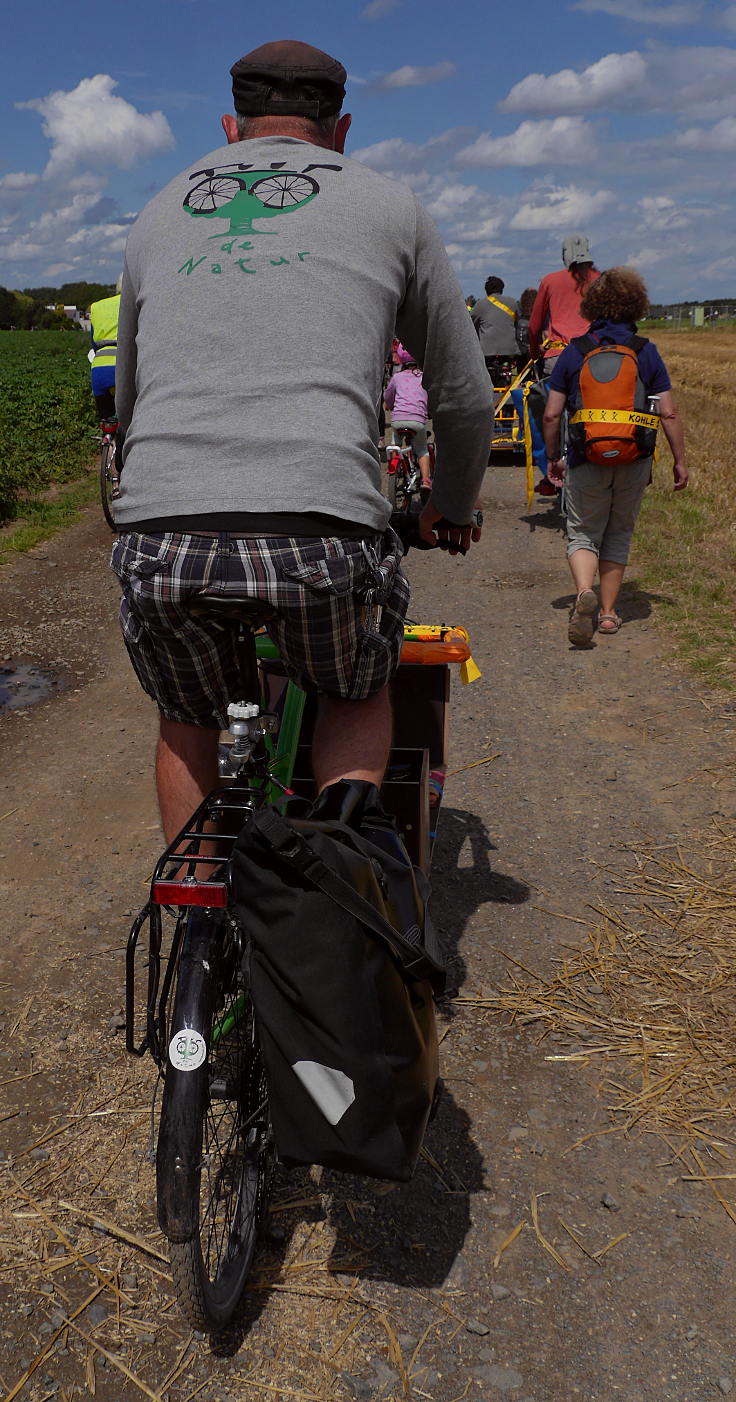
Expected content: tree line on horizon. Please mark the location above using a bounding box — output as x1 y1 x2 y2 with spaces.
0 281 116 331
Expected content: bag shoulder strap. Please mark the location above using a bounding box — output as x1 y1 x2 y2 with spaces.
571 334 597 356
247 807 443 985
486 295 515 319
626 335 648 355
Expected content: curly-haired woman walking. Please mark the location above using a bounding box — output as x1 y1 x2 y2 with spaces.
543 267 688 647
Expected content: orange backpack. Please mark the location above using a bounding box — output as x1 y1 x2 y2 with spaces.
568 334 659 466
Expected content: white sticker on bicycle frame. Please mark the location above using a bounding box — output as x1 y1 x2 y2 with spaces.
169 1029 206 1071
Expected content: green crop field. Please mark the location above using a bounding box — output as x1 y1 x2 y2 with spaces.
0 330 98 522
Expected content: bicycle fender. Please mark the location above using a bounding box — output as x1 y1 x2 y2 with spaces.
156 913 219 1242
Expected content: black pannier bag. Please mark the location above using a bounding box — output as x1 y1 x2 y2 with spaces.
228 794 445 1181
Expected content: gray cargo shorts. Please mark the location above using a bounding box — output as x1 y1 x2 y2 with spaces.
565 459 652 565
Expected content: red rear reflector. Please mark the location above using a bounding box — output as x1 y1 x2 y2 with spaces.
153 881 228 907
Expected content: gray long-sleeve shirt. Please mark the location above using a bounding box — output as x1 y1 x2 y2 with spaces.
115 135 493 530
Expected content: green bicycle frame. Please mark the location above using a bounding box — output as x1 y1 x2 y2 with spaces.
255 633 306 794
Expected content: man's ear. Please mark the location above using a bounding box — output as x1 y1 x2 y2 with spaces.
333 113 352 153
221 114 240 144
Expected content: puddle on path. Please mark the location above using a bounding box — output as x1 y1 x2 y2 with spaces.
0 660 60 712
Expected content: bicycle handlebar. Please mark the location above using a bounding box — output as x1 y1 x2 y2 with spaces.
389 508 483 556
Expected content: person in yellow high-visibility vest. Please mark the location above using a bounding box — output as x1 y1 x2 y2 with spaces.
89 283 121 420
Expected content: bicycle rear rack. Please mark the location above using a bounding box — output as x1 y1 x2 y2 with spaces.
125 783 265 1064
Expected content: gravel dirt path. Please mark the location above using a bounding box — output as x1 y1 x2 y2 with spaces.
0 467 734 1402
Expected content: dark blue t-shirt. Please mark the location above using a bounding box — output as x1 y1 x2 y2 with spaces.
548 319 671 466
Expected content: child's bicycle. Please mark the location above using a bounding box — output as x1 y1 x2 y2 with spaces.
95 417 120 529
385 426 427 511
125 511 478 1336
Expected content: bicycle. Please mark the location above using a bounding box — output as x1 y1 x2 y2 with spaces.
95 417 120 529
385 426 426 511
125 514 478 1335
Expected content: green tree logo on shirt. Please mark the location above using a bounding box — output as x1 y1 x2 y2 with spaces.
183 160 339 235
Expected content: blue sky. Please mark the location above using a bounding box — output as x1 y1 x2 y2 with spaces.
2 0 735 300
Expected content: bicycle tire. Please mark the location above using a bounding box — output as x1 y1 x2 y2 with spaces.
99 439 118 530
389 462 412 512
157 909 272 1334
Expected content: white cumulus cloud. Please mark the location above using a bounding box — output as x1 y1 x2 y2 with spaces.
499 46 736 118
375 61 456 90
573 0 704 23
0 172 40 190
500 52 647 114
18 74 174 177
637 195 691 229
509 185 615 229
676 114 736 149
457 117 596 167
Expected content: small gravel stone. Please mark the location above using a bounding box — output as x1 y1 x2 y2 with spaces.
466 1318 490 1336
30 1147 50 1162
491 1284 511 1300
600 1192 621 1211
88 1303 107 1325
341 1374 373 1402
107 1012 126 1032
475 1364 524 1391
121 1273 138 1291
371 1360 399 1394
718 1379 733 1396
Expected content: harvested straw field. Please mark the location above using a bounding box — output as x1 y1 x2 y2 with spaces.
461 823 736 1223
634 328 736 689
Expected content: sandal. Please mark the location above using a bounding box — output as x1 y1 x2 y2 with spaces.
597 612 622 634
567 588 597 647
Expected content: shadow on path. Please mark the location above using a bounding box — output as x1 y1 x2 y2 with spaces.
551 582 673 620
431 805 530 1003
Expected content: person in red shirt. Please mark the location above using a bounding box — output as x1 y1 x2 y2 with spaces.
528 233 600 494
528 234 600 367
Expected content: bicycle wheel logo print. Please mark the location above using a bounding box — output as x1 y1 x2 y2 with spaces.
169 1028 207 1071
183 164 324 235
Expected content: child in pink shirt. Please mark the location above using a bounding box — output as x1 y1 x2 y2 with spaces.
383 343 432 491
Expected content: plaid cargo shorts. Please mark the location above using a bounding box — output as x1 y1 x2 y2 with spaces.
110 530 410 729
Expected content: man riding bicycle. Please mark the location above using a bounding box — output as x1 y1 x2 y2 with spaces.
112 39 493 840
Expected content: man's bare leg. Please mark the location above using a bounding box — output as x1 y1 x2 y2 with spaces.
156 716 219 844
157 689 392 841
312 686 392 792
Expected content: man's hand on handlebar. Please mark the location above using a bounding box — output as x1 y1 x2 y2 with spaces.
389 505 484 556
418 501 483 556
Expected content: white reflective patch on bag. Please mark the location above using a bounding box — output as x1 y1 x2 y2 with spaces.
292 1061 355 1125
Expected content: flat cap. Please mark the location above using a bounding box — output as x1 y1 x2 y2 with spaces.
231 39 347 119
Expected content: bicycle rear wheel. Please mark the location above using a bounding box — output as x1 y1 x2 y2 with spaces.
99 438 118 530
388 461 411 512
157 909 272 1334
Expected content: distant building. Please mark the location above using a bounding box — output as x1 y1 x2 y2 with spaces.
45 304 86 325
